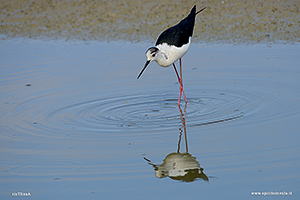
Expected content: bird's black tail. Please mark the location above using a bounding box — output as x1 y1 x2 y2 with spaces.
196 7 206 15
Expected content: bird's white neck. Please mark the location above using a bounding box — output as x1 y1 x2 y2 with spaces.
153 50 170 67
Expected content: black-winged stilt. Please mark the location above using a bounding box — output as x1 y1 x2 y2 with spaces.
137 5 206 106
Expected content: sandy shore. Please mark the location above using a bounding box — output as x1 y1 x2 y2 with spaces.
1 0 299 43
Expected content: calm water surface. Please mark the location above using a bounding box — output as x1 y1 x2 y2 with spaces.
0 39 299 199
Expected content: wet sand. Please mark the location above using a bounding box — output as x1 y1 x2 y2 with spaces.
1 0 300 43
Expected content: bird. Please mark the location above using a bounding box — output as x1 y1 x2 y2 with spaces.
137 5 206 106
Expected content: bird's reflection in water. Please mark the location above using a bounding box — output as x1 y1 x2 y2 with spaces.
144 105 209 182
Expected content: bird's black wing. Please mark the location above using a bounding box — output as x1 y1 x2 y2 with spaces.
156 5 196 47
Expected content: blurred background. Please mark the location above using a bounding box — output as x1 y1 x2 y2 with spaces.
1 0 299 43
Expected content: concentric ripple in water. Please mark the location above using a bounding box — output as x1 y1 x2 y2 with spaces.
13 84 272 138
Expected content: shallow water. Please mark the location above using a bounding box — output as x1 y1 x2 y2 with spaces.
0 39 300 199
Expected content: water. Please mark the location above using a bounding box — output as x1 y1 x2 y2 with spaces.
1 39 299 199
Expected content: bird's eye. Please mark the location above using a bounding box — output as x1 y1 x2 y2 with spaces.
151 54 155 57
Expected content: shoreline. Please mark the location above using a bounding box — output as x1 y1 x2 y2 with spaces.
1 0 299 44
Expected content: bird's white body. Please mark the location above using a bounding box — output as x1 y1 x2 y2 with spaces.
154 37 191 67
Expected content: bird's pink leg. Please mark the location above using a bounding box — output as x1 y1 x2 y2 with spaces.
179 59 188 104
173 64 182 106
173 62 187 106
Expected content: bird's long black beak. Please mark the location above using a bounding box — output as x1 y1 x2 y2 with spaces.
137 60 150 79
